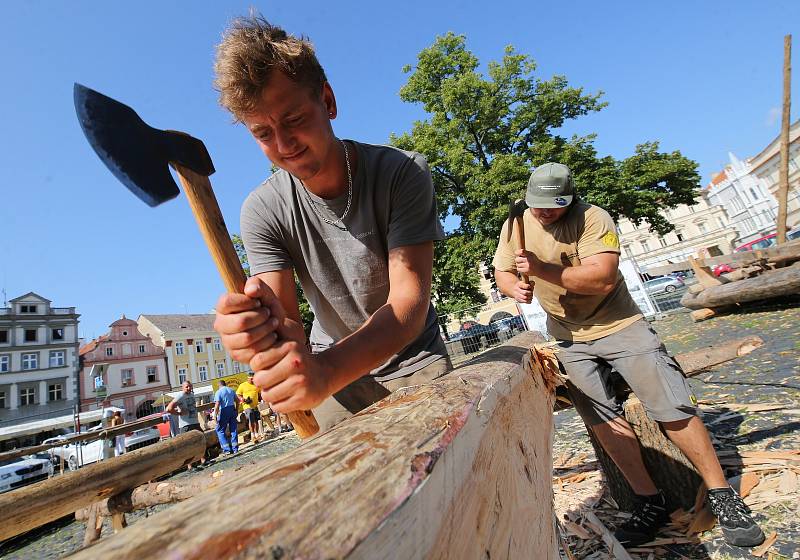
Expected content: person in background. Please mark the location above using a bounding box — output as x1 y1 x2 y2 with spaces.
110 410 125 457
236 373 263 442
214 379 239 454
166 381 206 468
493 162 764 548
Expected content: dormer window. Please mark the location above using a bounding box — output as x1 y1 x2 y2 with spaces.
20 304 38 313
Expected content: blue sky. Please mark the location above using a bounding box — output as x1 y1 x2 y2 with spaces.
1 1 797 339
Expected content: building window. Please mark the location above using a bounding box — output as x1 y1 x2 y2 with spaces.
198 365 208 381
121 369 134 387
147 366 158 383
20 387 35 406
22 353 38 370
0 392 5 409
640 240 650 253
687 206 695 213
233 362 240 374
24 329 37 342
195 340 204 353
0 355 9 373
122 344 132 356
216 362 225 377
0 330 9 344
675 230 684 242
718 218 726 229
52 328 64 341
106 347 114 357
20 304 38 313
139 344 146 354
749 187 759 201
122 330 128 336
48 384 63 401
175 342 184 356
178 368 187 384
213 339 222 352
49 350 65 367
697 222 707 234
658 237 667 248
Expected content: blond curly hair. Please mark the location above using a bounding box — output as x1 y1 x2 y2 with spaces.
214 14 327 121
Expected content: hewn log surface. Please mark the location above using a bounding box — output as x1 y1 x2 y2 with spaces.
0 429 214 541
680 264 800 309
68 333 559 560
647 241 800 276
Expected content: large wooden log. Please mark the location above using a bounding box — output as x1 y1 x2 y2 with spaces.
680 263 800 309
647 240 800 276
67 333 560 560
0 429 215 541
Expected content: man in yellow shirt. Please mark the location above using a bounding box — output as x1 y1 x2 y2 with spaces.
493 163 763 549
236 373 263 442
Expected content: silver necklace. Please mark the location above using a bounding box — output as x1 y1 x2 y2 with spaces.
300 140 352 229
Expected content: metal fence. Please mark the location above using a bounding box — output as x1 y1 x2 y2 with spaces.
437 297 544 367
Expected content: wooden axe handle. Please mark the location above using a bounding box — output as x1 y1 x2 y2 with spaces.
172 163 319 439
513 215 530 285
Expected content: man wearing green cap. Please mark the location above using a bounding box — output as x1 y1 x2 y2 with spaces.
493 163 764 548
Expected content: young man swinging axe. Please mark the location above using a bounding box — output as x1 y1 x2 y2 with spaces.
211 15 451 433
493 163 764 548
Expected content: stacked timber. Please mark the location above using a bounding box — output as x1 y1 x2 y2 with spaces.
62 332 560 560
678 242 800 321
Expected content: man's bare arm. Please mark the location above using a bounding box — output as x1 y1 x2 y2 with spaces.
515 251 619 296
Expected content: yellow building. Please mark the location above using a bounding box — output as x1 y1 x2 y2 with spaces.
137 314 249 393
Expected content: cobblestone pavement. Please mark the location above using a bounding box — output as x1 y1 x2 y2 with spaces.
2 305 798 559
554 305 800 559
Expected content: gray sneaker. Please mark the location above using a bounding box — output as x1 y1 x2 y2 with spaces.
707 487 765 547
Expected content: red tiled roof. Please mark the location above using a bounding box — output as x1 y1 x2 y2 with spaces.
79 334 109 356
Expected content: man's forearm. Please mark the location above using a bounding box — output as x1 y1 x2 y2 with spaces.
529 260 614 295
495 270 520 299
319 296 430 394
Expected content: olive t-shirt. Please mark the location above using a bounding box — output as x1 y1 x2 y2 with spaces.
493 202 641 342
241 141 446 381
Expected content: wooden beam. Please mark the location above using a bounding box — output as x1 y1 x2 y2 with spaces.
777 34 792 243
0 429 215 541
646 241 800 276
673 336 763 376
680 264 800 309
0 402 214 464
68 333 560 560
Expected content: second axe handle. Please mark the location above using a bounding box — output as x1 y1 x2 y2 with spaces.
172 163 320 439
513 215 531 286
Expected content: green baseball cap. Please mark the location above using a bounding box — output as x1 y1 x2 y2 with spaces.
525 163 574 209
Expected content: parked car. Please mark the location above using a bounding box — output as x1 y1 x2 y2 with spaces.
643 276 684 295
733 228 800 253
489 314 526 339
712 263 734 277
0 453 53 494
47 424 161 470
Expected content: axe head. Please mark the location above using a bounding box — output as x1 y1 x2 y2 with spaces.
506 199 528 241
74 83 215 207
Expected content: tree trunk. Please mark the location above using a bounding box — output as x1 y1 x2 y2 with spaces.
585 398 702 513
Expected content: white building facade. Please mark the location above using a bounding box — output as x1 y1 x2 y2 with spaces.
0 293 80 425
617 193 738 273
705 153 778 244
749 119 800 230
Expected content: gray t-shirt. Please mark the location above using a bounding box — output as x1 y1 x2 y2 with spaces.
241 141 446 381
173 392 199 428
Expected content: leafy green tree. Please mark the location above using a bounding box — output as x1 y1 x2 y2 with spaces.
392 33 700 311
231 234 315 336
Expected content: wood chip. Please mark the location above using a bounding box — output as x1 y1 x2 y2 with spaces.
752 531 778 557
686 506 716 535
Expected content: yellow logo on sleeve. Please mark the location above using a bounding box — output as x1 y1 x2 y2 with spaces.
601 231 620 249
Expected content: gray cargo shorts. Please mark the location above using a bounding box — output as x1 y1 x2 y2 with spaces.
557 319 697 426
